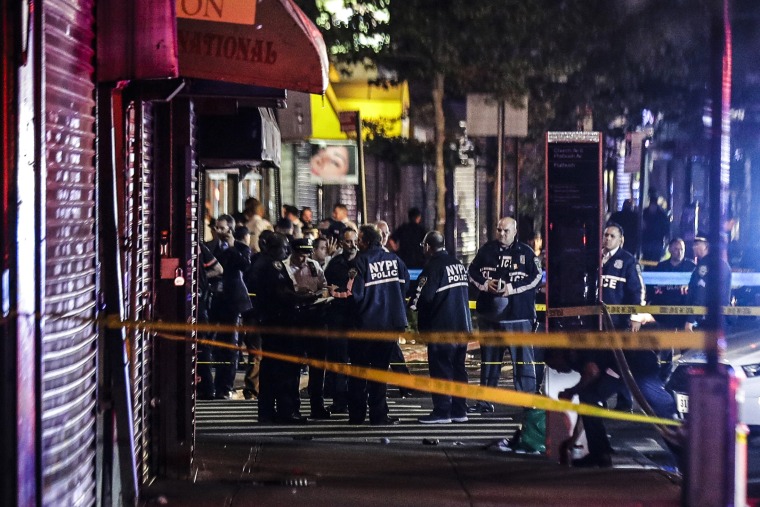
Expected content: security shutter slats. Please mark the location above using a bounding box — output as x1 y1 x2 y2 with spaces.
124 101 157 486
42 0 97 505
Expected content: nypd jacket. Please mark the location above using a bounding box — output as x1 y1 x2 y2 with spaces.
334 245 409 330
468 240 542 322
601 247 645 329
409 250 472 332
250 254 316 326
324 253 359 329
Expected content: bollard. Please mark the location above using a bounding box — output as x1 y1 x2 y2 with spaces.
684 366 742 507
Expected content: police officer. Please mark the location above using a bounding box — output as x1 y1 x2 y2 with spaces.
331 224 410 425
252 233 316 424
650 238 696 330
601 222 644 411
468 217 542 412
685 233 732 331
323 228 360 413
284 238 331 419
409 231 471 424
601 222 645 330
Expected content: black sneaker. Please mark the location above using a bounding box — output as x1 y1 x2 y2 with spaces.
370 416 400 426
466 402 495 413
309 407 331 419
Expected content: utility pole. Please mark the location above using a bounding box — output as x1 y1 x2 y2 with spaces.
685 1 744 505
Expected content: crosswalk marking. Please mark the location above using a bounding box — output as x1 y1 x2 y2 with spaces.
196 397 521 444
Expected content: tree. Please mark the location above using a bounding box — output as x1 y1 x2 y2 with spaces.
296 0 598 231
297 0 716 230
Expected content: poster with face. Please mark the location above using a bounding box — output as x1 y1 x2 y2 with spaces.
309 141 358 185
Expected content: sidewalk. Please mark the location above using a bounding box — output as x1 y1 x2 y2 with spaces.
139 438 681 506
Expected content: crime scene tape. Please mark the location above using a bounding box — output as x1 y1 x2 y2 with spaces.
547 304 760 317
108 316 705 350
156 330 680 427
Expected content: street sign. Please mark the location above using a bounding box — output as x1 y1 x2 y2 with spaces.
339 111 358 133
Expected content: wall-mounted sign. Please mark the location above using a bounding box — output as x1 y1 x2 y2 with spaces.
177 0 257 25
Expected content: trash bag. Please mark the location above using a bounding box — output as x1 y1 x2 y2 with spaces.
514 408 546 453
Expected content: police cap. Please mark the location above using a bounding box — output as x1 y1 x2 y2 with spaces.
292 238 313 253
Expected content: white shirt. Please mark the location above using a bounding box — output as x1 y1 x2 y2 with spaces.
283 257 327 293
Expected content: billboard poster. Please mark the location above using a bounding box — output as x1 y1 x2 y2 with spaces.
309 140 358 185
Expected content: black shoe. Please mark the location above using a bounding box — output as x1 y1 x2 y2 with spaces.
572 453 612 468
371 416 400 426
275 414 309 425
399 388 417 398
328 404 348 414
467 402 495 413
348 418 365 425
197 392 215 401
214 391 233 400
309 407 331 419
242 389 257 400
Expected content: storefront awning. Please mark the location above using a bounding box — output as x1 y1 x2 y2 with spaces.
98 0 329 95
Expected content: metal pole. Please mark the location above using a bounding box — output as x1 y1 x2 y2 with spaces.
494 101 505 223
356 112 367 224
685 2 741 505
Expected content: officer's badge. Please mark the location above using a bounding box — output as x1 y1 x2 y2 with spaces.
614 260 623 269
348 268 358 279
534 257 541 269
273 260 283 270
698 265 708 277
418 276 427 289
520 255 525 265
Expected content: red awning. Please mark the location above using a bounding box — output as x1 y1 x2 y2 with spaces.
176 0 329 94
98 0 329 95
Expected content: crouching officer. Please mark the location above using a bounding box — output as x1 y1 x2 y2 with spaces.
409 231 471 424
252 233 316 424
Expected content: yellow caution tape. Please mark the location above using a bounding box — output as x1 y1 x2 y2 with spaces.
109 316 705 350
157 330 680 427
546 304 760 317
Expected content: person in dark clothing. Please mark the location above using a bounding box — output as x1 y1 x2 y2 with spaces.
467 217 542 413
641 188 670 262
685 233 732 331
240 229 275 400
196 243 223 400
601 222 646 330
649 237 696 379
601 222 646 411
204 217 253 399
389 207 427 269
323 229 360 413
409 231 472 424
331 225 410 425
609 199 640 256
650 238 696 330
251 233 316 423
546 347 677 468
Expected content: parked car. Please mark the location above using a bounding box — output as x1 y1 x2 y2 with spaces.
665 329 760 432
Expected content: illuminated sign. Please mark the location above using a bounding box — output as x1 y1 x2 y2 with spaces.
177 0 257 25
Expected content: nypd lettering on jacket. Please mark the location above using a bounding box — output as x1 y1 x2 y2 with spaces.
601 248 645 306
367 259 401 284
444 263 468 286
410 250 472 332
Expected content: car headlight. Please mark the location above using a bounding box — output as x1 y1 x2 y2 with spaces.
741 364 760 378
